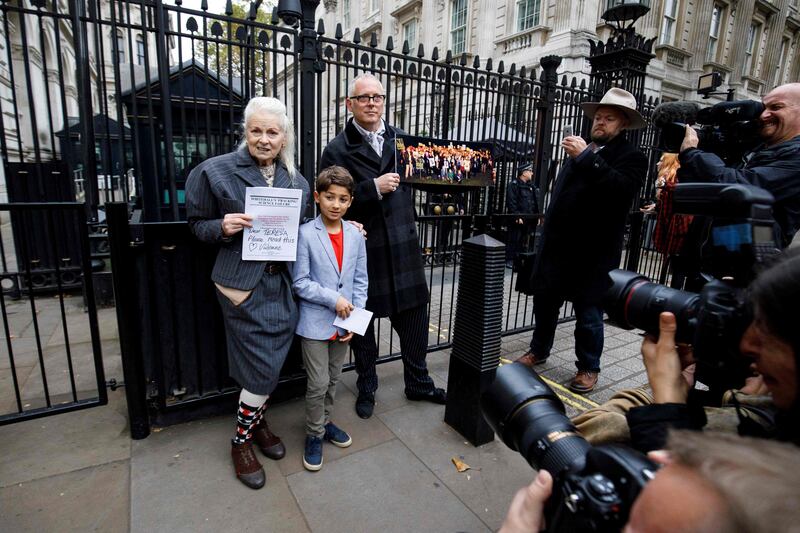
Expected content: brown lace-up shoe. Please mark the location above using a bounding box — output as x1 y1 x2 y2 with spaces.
515 350 548 368
231 441 266 489
569 370 598 393
252 418 286 460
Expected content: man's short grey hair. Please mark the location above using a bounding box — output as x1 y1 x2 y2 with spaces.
239 96 297 179
348 73 385 97
667 430 800 533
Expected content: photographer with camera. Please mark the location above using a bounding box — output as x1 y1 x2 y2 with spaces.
678 83 800 248
500 430 800 533
624 248 800 452
483 326 799 531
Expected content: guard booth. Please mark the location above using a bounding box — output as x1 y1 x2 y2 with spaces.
55 114 134 204
120 59 245 222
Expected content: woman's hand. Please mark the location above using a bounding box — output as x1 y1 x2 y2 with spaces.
641 312 691 404
338 331 354 343
221 213 253 237
335 296 354 319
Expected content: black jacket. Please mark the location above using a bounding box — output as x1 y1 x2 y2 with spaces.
678 135 800 248
320 120 428 317
532 134 647 302
506 177 538 216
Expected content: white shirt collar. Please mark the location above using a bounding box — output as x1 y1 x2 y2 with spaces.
352 118 386 138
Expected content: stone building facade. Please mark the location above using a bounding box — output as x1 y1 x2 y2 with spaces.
317 0 800 104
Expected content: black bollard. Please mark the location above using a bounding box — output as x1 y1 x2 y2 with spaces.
444 234 505 445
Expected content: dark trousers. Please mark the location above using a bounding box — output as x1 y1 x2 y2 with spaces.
506 222 533 263
351 303 435 396
529 291 604 372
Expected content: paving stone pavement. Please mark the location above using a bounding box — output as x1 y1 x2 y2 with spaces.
0 261 649 532
0 320 648 533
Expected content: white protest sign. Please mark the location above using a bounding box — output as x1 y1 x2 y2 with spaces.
242 187 302 261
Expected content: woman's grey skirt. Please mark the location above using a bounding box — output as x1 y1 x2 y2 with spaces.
216 269 298 395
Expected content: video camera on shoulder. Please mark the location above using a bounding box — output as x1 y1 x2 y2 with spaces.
653 100 763 164
605 182 779 394
653 74 764 164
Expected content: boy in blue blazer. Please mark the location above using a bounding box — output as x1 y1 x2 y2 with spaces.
292 166 368 471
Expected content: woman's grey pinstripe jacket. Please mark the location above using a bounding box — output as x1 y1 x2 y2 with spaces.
185 145 310 290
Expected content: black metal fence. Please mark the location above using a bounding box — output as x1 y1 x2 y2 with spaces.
1 0 671 430
0 202 107 424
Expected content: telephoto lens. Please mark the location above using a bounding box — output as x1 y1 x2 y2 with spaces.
482 363 658 532
604 269 700 344
481 362 591 475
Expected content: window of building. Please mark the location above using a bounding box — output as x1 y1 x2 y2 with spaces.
450 0 468 55
743 23 760 77
705 3 724 63
370 0 379 14
115 31 125 64
777 37 792 85
660 0 679 45
403 19 418 50
343 0 351 30
136 35 145 66
516 0 541 32
394 108 406 130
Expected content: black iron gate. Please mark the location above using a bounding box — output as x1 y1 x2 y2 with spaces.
0 202 107 425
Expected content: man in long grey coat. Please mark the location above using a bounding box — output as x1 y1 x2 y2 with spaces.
320 73 446 418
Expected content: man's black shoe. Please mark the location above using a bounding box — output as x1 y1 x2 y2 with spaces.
406 387 447 405
355 392 375 419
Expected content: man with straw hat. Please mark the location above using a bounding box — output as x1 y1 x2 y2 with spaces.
515 87 648 393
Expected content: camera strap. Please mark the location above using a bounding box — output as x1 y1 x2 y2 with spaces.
731 391 772 439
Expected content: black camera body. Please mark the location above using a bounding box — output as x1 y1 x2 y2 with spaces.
481 363 657 532
657 100 764 164
605 271 752 393
605 183 779 394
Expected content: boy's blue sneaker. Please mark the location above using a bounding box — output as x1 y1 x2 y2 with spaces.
303 435 323 471
324 422 353 448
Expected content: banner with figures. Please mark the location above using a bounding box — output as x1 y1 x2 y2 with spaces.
394 134 495 187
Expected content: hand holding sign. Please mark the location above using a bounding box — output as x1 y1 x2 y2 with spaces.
242 187 303 261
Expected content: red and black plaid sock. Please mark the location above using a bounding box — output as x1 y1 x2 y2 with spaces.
245 404 267 442
232 401 262 445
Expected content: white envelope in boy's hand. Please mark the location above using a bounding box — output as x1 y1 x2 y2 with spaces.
333 307 373 337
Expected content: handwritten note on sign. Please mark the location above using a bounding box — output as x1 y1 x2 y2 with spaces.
242 187 303 261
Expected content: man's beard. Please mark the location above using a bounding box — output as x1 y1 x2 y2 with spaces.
591 129 616 144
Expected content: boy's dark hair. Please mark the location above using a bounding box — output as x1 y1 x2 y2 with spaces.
316 165 355 195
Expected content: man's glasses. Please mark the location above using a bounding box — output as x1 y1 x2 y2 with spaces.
349 94 386 104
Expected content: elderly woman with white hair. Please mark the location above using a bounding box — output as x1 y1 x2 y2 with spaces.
186 97 310 490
